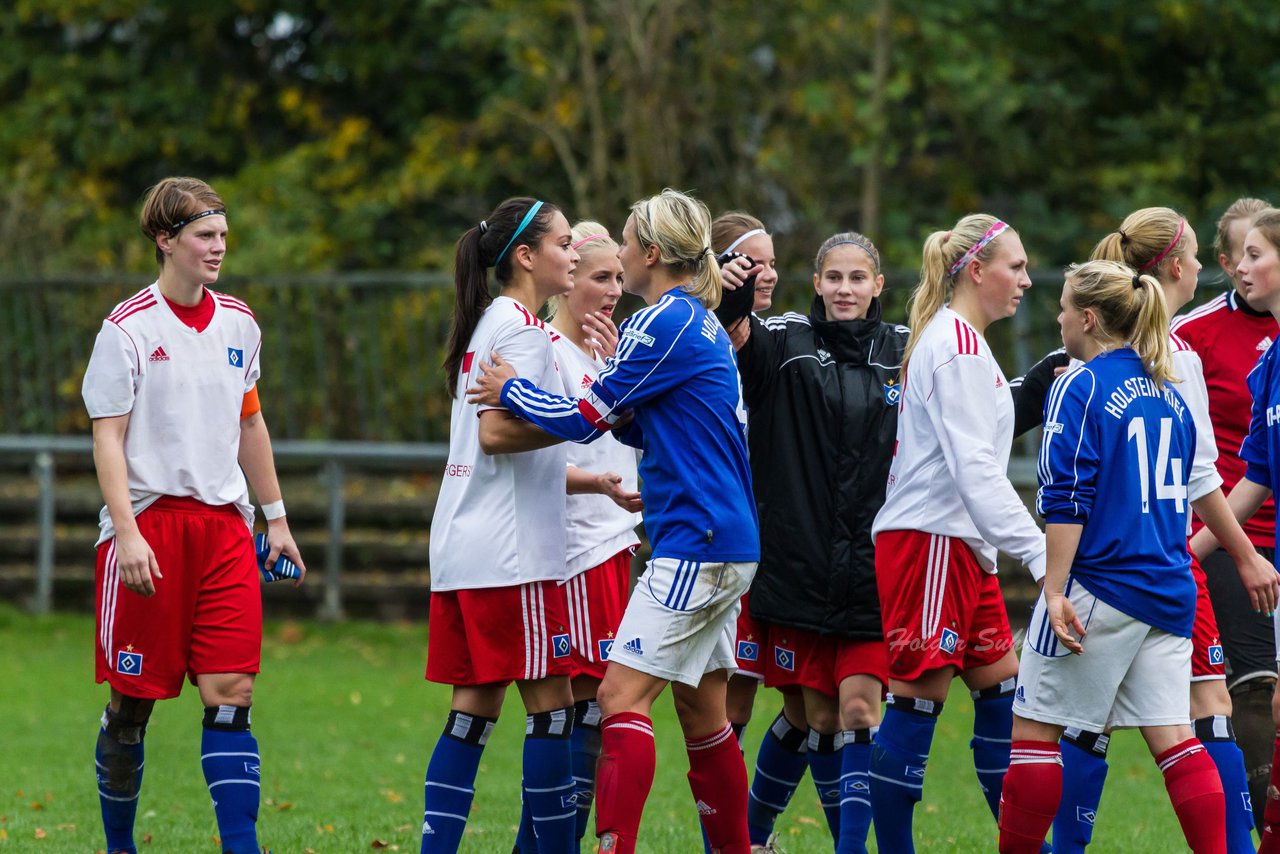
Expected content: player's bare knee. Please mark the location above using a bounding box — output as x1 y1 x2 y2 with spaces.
197 674 253 708
840 695 880 731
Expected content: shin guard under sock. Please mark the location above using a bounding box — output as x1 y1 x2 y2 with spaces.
870 695 941 854
1158 739 1227 854
200 705 259 854
1052 727 1109 854
421 710 496 853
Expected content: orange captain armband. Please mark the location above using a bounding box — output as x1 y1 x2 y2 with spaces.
241 386 261 419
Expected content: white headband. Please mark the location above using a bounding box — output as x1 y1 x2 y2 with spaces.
724 228 767 255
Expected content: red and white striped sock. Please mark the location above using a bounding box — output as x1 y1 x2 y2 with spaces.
686 724 750 854
593 712 655 854
1157 738 1226 854
997 740 1062 854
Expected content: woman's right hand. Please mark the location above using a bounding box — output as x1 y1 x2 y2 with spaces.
115 529 162 596
1046 591 1086 655
720 255 761 291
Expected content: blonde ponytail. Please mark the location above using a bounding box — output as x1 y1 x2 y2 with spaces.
902 213 1011 379
1067 260 1177 387
631 189 721 309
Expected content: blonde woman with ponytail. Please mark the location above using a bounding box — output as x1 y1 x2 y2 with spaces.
468 189 758 854
998 260 1233 854
1038 209 1277 854
868 214 1045 851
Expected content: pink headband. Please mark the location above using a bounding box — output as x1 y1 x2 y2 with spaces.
1139 219 1186 272
948 220 1009 278
572 234 610 250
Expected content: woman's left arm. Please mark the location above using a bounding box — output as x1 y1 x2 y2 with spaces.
239 410 307 585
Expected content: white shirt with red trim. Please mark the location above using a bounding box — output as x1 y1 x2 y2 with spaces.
81 282 262 545
429 296 569 591
1170 333 1222 505
872 307 1046 579
552 335 641 578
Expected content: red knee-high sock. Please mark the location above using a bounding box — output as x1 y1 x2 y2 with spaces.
1157 738 1226 854
1258 736 1280 854
997 740 1062 854
594 713 655 854
686 724 750 854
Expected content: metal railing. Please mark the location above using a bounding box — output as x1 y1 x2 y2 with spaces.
0 434 447 618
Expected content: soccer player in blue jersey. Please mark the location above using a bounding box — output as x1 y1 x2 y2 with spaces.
468 189 760 854
1192 207 1280 853
998 260 1228 854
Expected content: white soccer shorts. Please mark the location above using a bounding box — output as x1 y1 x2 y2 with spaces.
1015 577 1191 731
605 558 757 687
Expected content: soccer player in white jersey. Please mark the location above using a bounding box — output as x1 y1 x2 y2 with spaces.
421 197 581 854
82 177 306 854
511 221 643 850
868 214 1045 852
998 260 1231 853
1068 208 1278 853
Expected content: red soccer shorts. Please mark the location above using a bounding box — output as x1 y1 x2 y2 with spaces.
564 548 634 681
427 579 572 686
1190 549 1226 681
95 496 261 700
734 592 769 679
875 529 1014 682
763 625 888 695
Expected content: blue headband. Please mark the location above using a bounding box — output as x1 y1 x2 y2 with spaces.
494 201 544 266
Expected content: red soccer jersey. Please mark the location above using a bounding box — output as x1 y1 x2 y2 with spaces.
1172 289 1280 547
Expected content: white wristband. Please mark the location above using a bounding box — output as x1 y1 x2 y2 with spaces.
261 500 286 520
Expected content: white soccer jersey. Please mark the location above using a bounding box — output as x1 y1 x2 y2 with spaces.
1170 334 1222 504
429 296 569 591
872 307 1046 579
81 283 261 544
553 335 642 577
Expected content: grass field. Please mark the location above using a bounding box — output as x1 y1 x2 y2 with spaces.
2 605 1197 852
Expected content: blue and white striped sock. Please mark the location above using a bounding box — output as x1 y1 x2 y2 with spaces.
747 711 809 845
200 705 259 854
96 707 145 854
522 708 576 853
836 727 875 854
871 695 941 854
421 710 495 853
808 729 844 840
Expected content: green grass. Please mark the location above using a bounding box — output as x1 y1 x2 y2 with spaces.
1 606 1193 852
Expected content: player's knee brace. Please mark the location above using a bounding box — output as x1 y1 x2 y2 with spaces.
98 699 151 794
203 704 252 731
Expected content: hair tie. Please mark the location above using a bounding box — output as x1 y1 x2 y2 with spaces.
494 201 543 266
948 220 1009 278
1118 228 1129 242
1132 274 1143 290
1139 218 1186 272
478 220 489 234
723 228 767 255
167 209 226 236
571 234 608 250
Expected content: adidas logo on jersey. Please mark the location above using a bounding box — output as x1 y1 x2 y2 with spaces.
148 346 170 362
696 799 716 816
580 373 593 390
622 637 644 656
1260 337 1274 352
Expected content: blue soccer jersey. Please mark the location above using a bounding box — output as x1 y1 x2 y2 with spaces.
1242 340 1280 550
501 288 760 564
1037 348 1197 637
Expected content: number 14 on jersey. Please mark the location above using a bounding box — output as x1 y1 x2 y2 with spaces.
1126 416 1186 514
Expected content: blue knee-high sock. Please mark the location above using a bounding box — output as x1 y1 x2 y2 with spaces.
421 710 496 854
1053 728 1109 854
747 711 809 845
96 706 146 854
523 708 575 853
200 705 260 854
1197 715 1255 854
515 799 536 853
836 728 874 854
871 695 941 854
970 678 1015 821
809 730 844 841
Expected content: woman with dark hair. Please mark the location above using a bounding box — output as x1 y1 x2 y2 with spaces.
422 197 581 853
